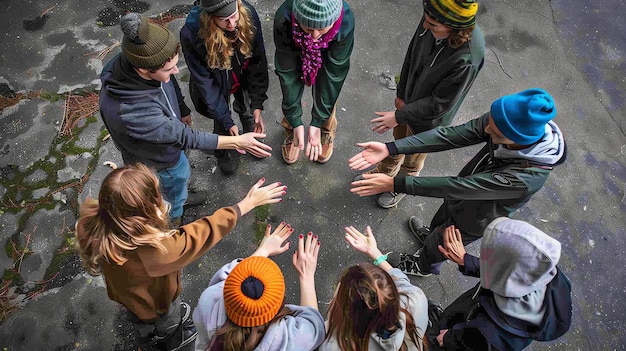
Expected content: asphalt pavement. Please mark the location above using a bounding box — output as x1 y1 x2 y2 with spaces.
0 0 624 350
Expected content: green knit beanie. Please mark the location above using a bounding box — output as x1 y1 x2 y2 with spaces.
423 0 478 29
120 13 179 69
293 0 342 29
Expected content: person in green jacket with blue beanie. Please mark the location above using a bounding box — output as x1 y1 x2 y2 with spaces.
349 88 567 278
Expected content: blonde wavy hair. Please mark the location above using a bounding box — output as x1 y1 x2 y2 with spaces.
74 163 175 276
200 0 255 70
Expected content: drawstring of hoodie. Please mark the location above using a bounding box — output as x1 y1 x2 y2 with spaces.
421 28 447 67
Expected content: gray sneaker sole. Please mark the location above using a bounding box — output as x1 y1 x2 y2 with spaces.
377 193 406 208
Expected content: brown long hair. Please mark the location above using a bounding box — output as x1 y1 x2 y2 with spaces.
199 0 255 70
448 25 474 49
74 163 174 276
207 305 293 351
325 263 427 351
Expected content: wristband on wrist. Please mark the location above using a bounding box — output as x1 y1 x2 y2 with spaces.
373 254 388 266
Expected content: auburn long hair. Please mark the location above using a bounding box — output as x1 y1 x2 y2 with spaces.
325 263 427 351
448 25 474 49
74 163 175 276
199 0 255 70
207 305 293 351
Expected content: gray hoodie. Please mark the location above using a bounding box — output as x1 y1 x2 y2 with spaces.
480 217 562 325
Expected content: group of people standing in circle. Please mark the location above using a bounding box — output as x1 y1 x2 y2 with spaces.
79 0 574 350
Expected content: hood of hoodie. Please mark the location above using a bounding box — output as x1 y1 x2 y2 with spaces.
100 53 162 101
480 218 561 325
493 120 565 166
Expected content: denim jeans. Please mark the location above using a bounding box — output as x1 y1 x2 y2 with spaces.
157 152 190 219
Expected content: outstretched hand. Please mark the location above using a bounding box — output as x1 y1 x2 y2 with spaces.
237 178 286 216
238 132 272 158
292 232 320 281
350 173 394 196
306 126 322 162
438 225 466 266
371 111 398 134
348 142 389 170
344 226 379 257
253 222 294 257
253 109 265 134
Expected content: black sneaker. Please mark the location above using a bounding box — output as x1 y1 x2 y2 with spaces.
180 302 193 327
162 321 197 351
388 252 432 277
408 216 430 246
215 149 240 175
184 192 206 207
377 192 406 208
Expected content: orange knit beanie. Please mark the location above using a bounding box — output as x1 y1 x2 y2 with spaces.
223 256 286 327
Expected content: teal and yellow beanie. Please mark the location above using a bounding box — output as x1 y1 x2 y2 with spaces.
423 0 478 29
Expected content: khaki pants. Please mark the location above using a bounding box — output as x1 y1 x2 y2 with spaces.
376 123 427 176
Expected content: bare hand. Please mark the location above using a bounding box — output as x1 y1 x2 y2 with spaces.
438 225 466 266
228 124 240 136
371 111 398 134
181 114 192 127
287 126 305 162
292 232 320 280
253 222 294 257
306 126 322 161
348 142 389 170
253 109 265 134
437 329 448 347
237 178 286 216
350 173 394 197
237 133 272 158
394 97 405 110
344 226 379 257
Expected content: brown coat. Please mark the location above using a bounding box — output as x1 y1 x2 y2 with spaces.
102 206 240 321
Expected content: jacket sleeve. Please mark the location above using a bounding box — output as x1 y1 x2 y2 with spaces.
391 114 489 156
180 23 235 130
395 63 478 128
273 3 306 128
119 100 219 150
171 75 192 117
138 207 239 276
245 5 269 111
278 305 326 350
310 6 354 127
458 254 481 278
394 171 530 200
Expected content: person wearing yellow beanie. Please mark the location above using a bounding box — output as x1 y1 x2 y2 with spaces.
356 0 485 210
193 223 325 351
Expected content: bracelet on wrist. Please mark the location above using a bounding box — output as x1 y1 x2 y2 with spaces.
373 253 389 266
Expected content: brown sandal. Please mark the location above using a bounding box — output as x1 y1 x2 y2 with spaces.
281 132 298 164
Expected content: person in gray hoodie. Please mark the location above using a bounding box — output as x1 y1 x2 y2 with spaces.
192 223 324 351
430 219 572 350
319 226 429 351
349 88 566 278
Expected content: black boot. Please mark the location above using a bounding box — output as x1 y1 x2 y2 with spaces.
214 149 240 175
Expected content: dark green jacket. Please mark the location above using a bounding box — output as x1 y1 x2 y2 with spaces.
396 16 485 133
273 0 354 128
389 113 566 236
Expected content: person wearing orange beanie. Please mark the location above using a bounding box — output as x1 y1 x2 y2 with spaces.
192 223 325 351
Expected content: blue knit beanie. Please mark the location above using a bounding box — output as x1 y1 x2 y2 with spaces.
293 0 342 29
490 88 556 145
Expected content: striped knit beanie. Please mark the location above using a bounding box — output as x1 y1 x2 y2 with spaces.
423 0 478 29
120 13 179 69
223 256 286 327
293 0 342 29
